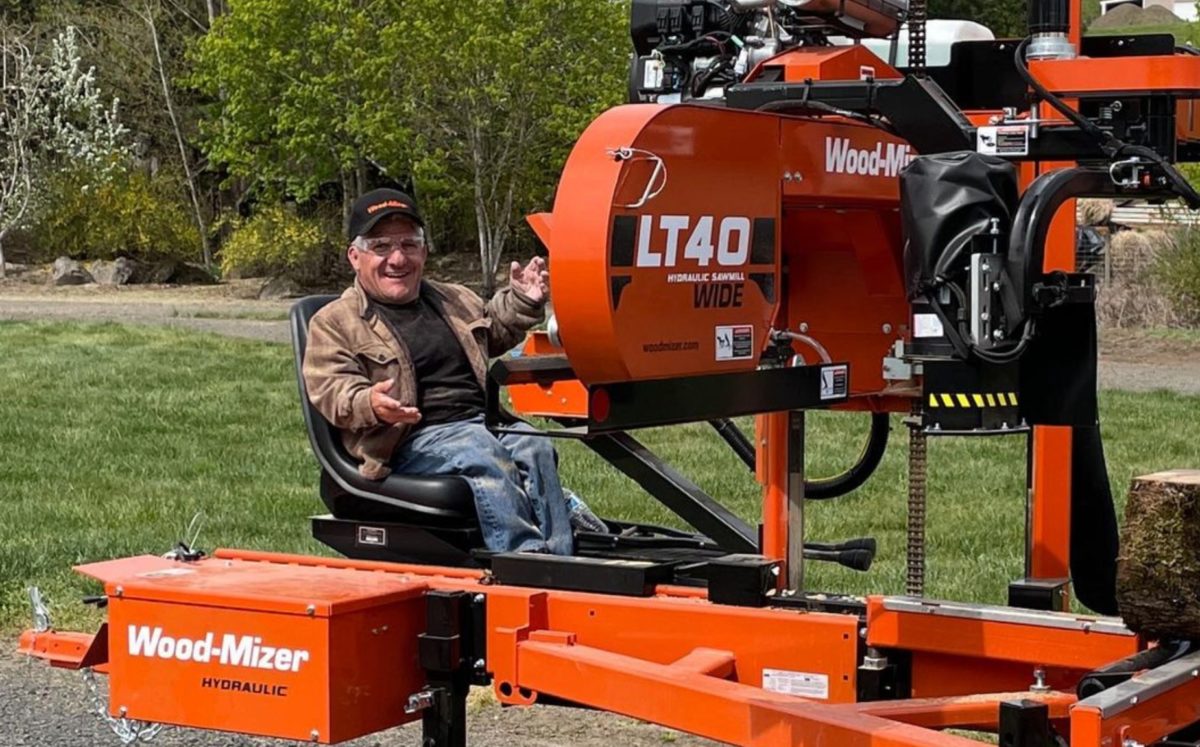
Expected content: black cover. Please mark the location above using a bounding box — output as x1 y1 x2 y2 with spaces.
1070 424 1120 615
1017 301 1118 614
1019 301 1098 427
289 295 477 525
900 152 1019 300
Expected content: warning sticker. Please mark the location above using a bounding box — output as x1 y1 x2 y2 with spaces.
715 325 754 361
819 364 849 400
977 125 1030 157
762 668 829 699
912 313 944 339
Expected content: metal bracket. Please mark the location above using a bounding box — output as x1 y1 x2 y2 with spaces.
883 340 914 381
405 689 436 714
608 147 667 208
28 586 51 633
998 699 1055 747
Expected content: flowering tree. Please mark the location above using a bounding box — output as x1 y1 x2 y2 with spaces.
0 30 35 279
0 26 128 278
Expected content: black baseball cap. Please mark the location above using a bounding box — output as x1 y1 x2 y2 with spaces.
348 188 425 239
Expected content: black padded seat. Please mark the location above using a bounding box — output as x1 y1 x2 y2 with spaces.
290 295 477 525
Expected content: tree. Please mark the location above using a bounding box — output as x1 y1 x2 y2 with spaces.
0 26 127 278
0 29 35 278
42 1 222 270
374 0 629 294
190 0 387 233
139 0 212 269
192 0 629 290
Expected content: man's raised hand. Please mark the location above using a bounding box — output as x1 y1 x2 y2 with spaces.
369 379 422 425
509 256 550 304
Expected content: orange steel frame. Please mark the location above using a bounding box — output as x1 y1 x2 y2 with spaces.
23 548 1200 746
20 3 1200 746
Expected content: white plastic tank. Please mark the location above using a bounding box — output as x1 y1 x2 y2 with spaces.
835 20 995 68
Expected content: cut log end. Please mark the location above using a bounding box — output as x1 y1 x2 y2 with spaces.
1117 469 1200 641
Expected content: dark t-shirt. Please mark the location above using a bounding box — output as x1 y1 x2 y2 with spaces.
373 295 485 427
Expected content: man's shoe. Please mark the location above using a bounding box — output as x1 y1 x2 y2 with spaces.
565 490 608 534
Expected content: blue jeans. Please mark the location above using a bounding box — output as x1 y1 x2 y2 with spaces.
391 416 574 555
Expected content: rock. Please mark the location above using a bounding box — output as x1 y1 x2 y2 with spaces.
133 260 179 284
170 262 216 285
258 276 302 300
130 260 214 285
89 258 138 286
50 257 94 286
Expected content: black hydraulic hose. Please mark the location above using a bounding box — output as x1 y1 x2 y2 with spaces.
1014 38 1110 148
709 419 756 471
1076 640 1194 698
710 414 890 500
1014 37 1200 209
806 413 890 500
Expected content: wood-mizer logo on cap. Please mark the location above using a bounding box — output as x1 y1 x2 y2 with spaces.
367 200 410 214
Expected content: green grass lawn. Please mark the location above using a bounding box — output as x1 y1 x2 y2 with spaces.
1 321 1198 631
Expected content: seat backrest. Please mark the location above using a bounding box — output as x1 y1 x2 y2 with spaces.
289 296 476 523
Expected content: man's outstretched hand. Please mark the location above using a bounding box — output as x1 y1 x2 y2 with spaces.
509 256 549 304
370 379 422 426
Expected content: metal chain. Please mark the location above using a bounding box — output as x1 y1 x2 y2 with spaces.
906 402 927 596
907 0 927 77
82 669 167 745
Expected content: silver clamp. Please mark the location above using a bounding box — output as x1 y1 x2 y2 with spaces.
1109 157 1146 188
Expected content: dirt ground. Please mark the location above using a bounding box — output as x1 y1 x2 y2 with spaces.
0 278 294 343
0 653 718 747
1 277 1198 393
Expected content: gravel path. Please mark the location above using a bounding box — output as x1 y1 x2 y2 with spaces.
2 291 1198 393
1098 360 1200 394
1 652 717 747
0 294 291 344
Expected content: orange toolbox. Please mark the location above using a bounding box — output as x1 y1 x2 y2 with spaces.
78 555 430 744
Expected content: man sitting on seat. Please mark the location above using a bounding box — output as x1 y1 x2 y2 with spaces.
302 188 598 555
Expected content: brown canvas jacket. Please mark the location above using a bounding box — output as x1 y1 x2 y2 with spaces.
302 278 544 479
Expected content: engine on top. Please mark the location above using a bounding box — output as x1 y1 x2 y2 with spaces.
630 0 908 102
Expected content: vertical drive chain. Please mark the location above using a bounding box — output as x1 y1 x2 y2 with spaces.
907 0 927 77
906 402 927 596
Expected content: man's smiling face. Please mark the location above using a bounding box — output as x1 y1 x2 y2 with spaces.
348 214 428 305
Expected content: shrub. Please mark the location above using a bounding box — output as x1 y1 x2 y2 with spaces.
1096 280 1179 329
1108 229 1166 281
31 166 201 262
218 205 342 285
1155 228 1200 325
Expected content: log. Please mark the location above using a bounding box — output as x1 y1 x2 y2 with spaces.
1116 470 1200 640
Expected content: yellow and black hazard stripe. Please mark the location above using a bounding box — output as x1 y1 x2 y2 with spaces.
927 392 1019 409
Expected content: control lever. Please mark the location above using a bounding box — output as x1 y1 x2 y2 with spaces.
803 537 877 571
